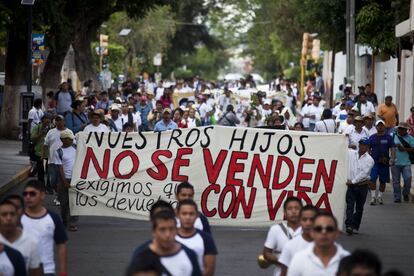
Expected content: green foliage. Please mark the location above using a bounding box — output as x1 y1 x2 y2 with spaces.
92 42 126 76
174 68 194 79
183 46 230 80
283 66 301 82
356 0 410 56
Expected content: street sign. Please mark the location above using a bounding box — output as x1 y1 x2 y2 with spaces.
32 33 45 66
153 53 162 66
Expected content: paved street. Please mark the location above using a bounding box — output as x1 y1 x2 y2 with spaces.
5 178 414 276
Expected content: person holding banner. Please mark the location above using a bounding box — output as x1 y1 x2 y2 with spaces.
176 199 217 276
345 138 374 235
263 197 302 276
133 210 201 276
83 110 109 133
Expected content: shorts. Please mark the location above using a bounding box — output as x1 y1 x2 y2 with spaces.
370 163 390 183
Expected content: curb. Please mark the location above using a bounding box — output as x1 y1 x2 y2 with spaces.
0 165 31 195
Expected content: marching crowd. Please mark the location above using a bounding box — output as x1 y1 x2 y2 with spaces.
0 74 411 276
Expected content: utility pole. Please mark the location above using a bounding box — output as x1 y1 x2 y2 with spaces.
346 0 355 86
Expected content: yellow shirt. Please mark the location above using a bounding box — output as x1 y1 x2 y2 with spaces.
378 103 398 127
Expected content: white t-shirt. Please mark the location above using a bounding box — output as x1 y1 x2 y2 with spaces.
0 251 14 276
21 211 67 274
175 230 217 272
264 223 302 276
346 126 369 148
287 243 350 276
176 213 211 234
44 128 74 163
0 231 42 270
120 113 138 128
301 104 323 124
198 103 211 119
314 119 336 133
160 248 195 276
53 145 76 179
218 95 230 111
352 101 375 116
28 107 44 131
363 126 377 137
133 112 142 129
279 235 311 267
155 87 165 100
84 123 109 133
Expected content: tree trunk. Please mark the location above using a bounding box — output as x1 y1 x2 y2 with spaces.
0 24 29 138
73 24 99 90
40 43 71 100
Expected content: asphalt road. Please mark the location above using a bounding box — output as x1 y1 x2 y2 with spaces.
4 179 414 276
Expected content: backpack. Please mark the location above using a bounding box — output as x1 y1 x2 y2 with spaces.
57 145 77 162
394 134 414 164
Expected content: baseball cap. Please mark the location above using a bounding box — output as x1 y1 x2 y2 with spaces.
397 122 409 129
55 115 64 120
110 104 121 112
375 119 385 126
263 100 271 105
60 130 75 140
354 116 364 121
359 138 369 145
163 108 172 114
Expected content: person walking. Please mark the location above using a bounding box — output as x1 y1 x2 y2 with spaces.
377 96 398 135
345 139 374 235
217 105 240 126
391 122 414 202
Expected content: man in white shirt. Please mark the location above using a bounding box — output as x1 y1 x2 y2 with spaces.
301 96 323 131
108 104 123 132
28 99 44 132
346 116 369 149
352 93 375 116
218 88 232 111
280 205 318 276
120 102 137 131
363 114 377 136
21 180 68 276
263 197 303 276
197 95 212 126
54 130 78 231
132 210 201 276
176 199 217 276
44 115 74 202
0 199 42 275
345 139 375 235
287 213 350 276
84 111 109 133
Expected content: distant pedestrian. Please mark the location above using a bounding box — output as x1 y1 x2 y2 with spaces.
345 139 374 235
30 113 52 184
55 82 75 115
314 109 336 133
377 96 398 135
84 110 109 133
405 106 414 136
54 130 78 231
368 120 396 205
217 105 240 126
28 98 44 132
391 122 414 203
65 99 88 134
154 109 178 132
21 180 68 276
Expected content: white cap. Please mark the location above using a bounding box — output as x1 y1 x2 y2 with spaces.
110 104 121 112
375 119 385 126
263 100 271 105
345 83 352 88
60 130 75 140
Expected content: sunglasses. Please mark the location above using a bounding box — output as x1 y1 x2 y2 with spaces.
313 225 336 233
23 191 38 197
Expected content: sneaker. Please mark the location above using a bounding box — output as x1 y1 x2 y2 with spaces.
403 194 410 202
370 198 376 205
378 197 383 205
352 228 359 235
346 226 353 235
394 198 402 203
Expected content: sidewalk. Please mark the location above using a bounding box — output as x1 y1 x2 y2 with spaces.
0 139 30 194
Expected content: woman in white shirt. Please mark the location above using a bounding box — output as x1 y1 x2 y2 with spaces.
314 109 336 133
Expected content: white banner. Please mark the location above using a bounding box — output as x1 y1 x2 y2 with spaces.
69 126 348 227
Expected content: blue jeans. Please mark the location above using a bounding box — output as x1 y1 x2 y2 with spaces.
391 165 412 200
47 164 59 192
345 184 369 230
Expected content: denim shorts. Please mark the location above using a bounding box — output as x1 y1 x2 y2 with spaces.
370 163 390 183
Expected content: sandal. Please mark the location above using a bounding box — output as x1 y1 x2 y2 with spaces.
68 225 78 232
